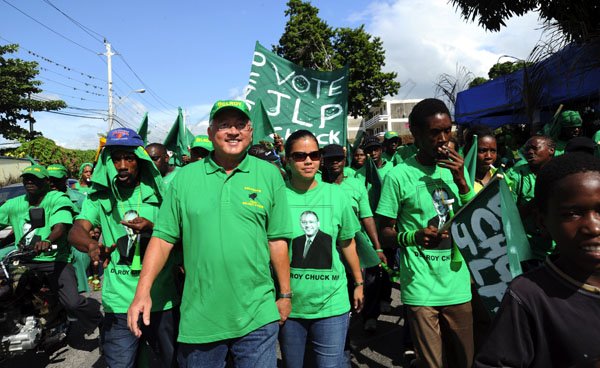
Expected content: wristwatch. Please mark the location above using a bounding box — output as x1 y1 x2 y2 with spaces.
277 292 293 299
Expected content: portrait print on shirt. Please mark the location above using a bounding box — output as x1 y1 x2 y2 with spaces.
291 210 333 270
116 210 150 266
427 186 453 250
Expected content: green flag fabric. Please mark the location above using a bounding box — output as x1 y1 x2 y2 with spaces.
363 156 382 212
251 99 275 144
245 42 349 147
163 107 193 167
137 113 149 145
446 175 531 315
464 135 478 188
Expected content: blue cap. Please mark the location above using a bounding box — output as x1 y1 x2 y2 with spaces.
105 128 144 147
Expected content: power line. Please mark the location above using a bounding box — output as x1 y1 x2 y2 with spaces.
39 76 105 96
1 0 99 54
38 89 106 104
41 0 105 44
39 66 104 90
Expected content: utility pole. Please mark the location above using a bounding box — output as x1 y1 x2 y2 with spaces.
28 92 33 138
104 40 115 131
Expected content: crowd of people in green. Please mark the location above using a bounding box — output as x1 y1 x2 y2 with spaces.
0 98 599 368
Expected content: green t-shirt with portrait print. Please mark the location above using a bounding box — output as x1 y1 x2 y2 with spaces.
376 156 472 307
0 190 75 262
285 181 361 319
153 154 292 344
77 183 179 313
339 177 381 268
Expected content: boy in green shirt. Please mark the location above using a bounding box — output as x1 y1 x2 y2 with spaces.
68 128 179 368
377 98 475 368
128 100 292 368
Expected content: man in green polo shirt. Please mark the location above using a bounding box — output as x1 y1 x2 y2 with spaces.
0 165 101 331
382 131 401 164
68 128 179 368
377 98 475 368
127 100 292 368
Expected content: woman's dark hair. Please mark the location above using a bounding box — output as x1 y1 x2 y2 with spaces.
464 125 495 154
535 152 600 211
284 130 319 157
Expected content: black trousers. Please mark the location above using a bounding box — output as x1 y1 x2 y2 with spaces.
23 261 102 332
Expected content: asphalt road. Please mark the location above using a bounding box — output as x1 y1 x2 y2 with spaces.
1 287 409 368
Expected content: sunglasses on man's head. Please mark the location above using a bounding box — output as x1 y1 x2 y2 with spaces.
289 151 322 162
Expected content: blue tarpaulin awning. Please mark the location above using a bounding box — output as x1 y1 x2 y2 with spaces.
455 41 600 128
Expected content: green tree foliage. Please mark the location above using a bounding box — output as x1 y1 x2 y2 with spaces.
449 0 600 43
333 26 401 118
468 76 489 88
0 44 66 141
488 61 533 79
274 0 400 118
273 0 335 70
6 137 95 178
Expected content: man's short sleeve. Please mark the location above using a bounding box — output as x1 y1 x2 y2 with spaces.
376 172 401 220
0 200 11 227
356 184 373 219
339 193 362 241
266 174 292 240
47 194 75 227
152 183 182 244
76 197 101 227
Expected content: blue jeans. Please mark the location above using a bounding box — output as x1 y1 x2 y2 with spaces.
279 313 350 368
177 321 278 368
101 310 179 368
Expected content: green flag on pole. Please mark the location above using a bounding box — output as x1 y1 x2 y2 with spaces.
464 135 478 188
251 99 275 145
364 156 382 212
163 107 192 167
245 42 349 147
137 112 149 145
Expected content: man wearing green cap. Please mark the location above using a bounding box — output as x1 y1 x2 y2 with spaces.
128 100 292 368
68 128 180 368
0 165 101 331
554 110 583 156
189 134 213 162
48 163 91 293
382 131 402 164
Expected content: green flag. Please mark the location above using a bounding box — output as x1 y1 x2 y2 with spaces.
464 135 478 188
251 99 275 144
364 156 382 212
163 107 192 167
444 175 531 314
245 42 349 147
137 113 149 145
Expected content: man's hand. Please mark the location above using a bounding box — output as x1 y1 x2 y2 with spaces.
120 217 153 234
353 285 364 313
376 251 388 265
127 293 152 338
273 133 284 153
88 241 117 269
415 225 449 249
33 240 51 253
275 298 291 325
436 146 468 191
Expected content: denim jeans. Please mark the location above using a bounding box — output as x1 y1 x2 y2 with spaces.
101 310 179 368
279 313 350 368
177 321 278 368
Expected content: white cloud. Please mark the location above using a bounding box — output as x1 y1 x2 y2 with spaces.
354 0 546 99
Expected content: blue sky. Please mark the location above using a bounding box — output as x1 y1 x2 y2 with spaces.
0 0 545 149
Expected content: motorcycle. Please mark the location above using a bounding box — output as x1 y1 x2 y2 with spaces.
0 207 69 361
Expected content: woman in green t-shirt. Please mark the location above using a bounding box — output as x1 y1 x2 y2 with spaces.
72 162 93 194
464 126 498 193
279 130 363 368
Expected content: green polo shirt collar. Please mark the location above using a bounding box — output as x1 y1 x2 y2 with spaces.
205 152 251 175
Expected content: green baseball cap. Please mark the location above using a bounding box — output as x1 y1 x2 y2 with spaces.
384 131 400 140
209 100 251 122
558 110 582 128
21 164 49 179
190 135 213 151
47 164 68 179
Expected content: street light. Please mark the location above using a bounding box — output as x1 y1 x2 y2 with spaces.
108 88 146 131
